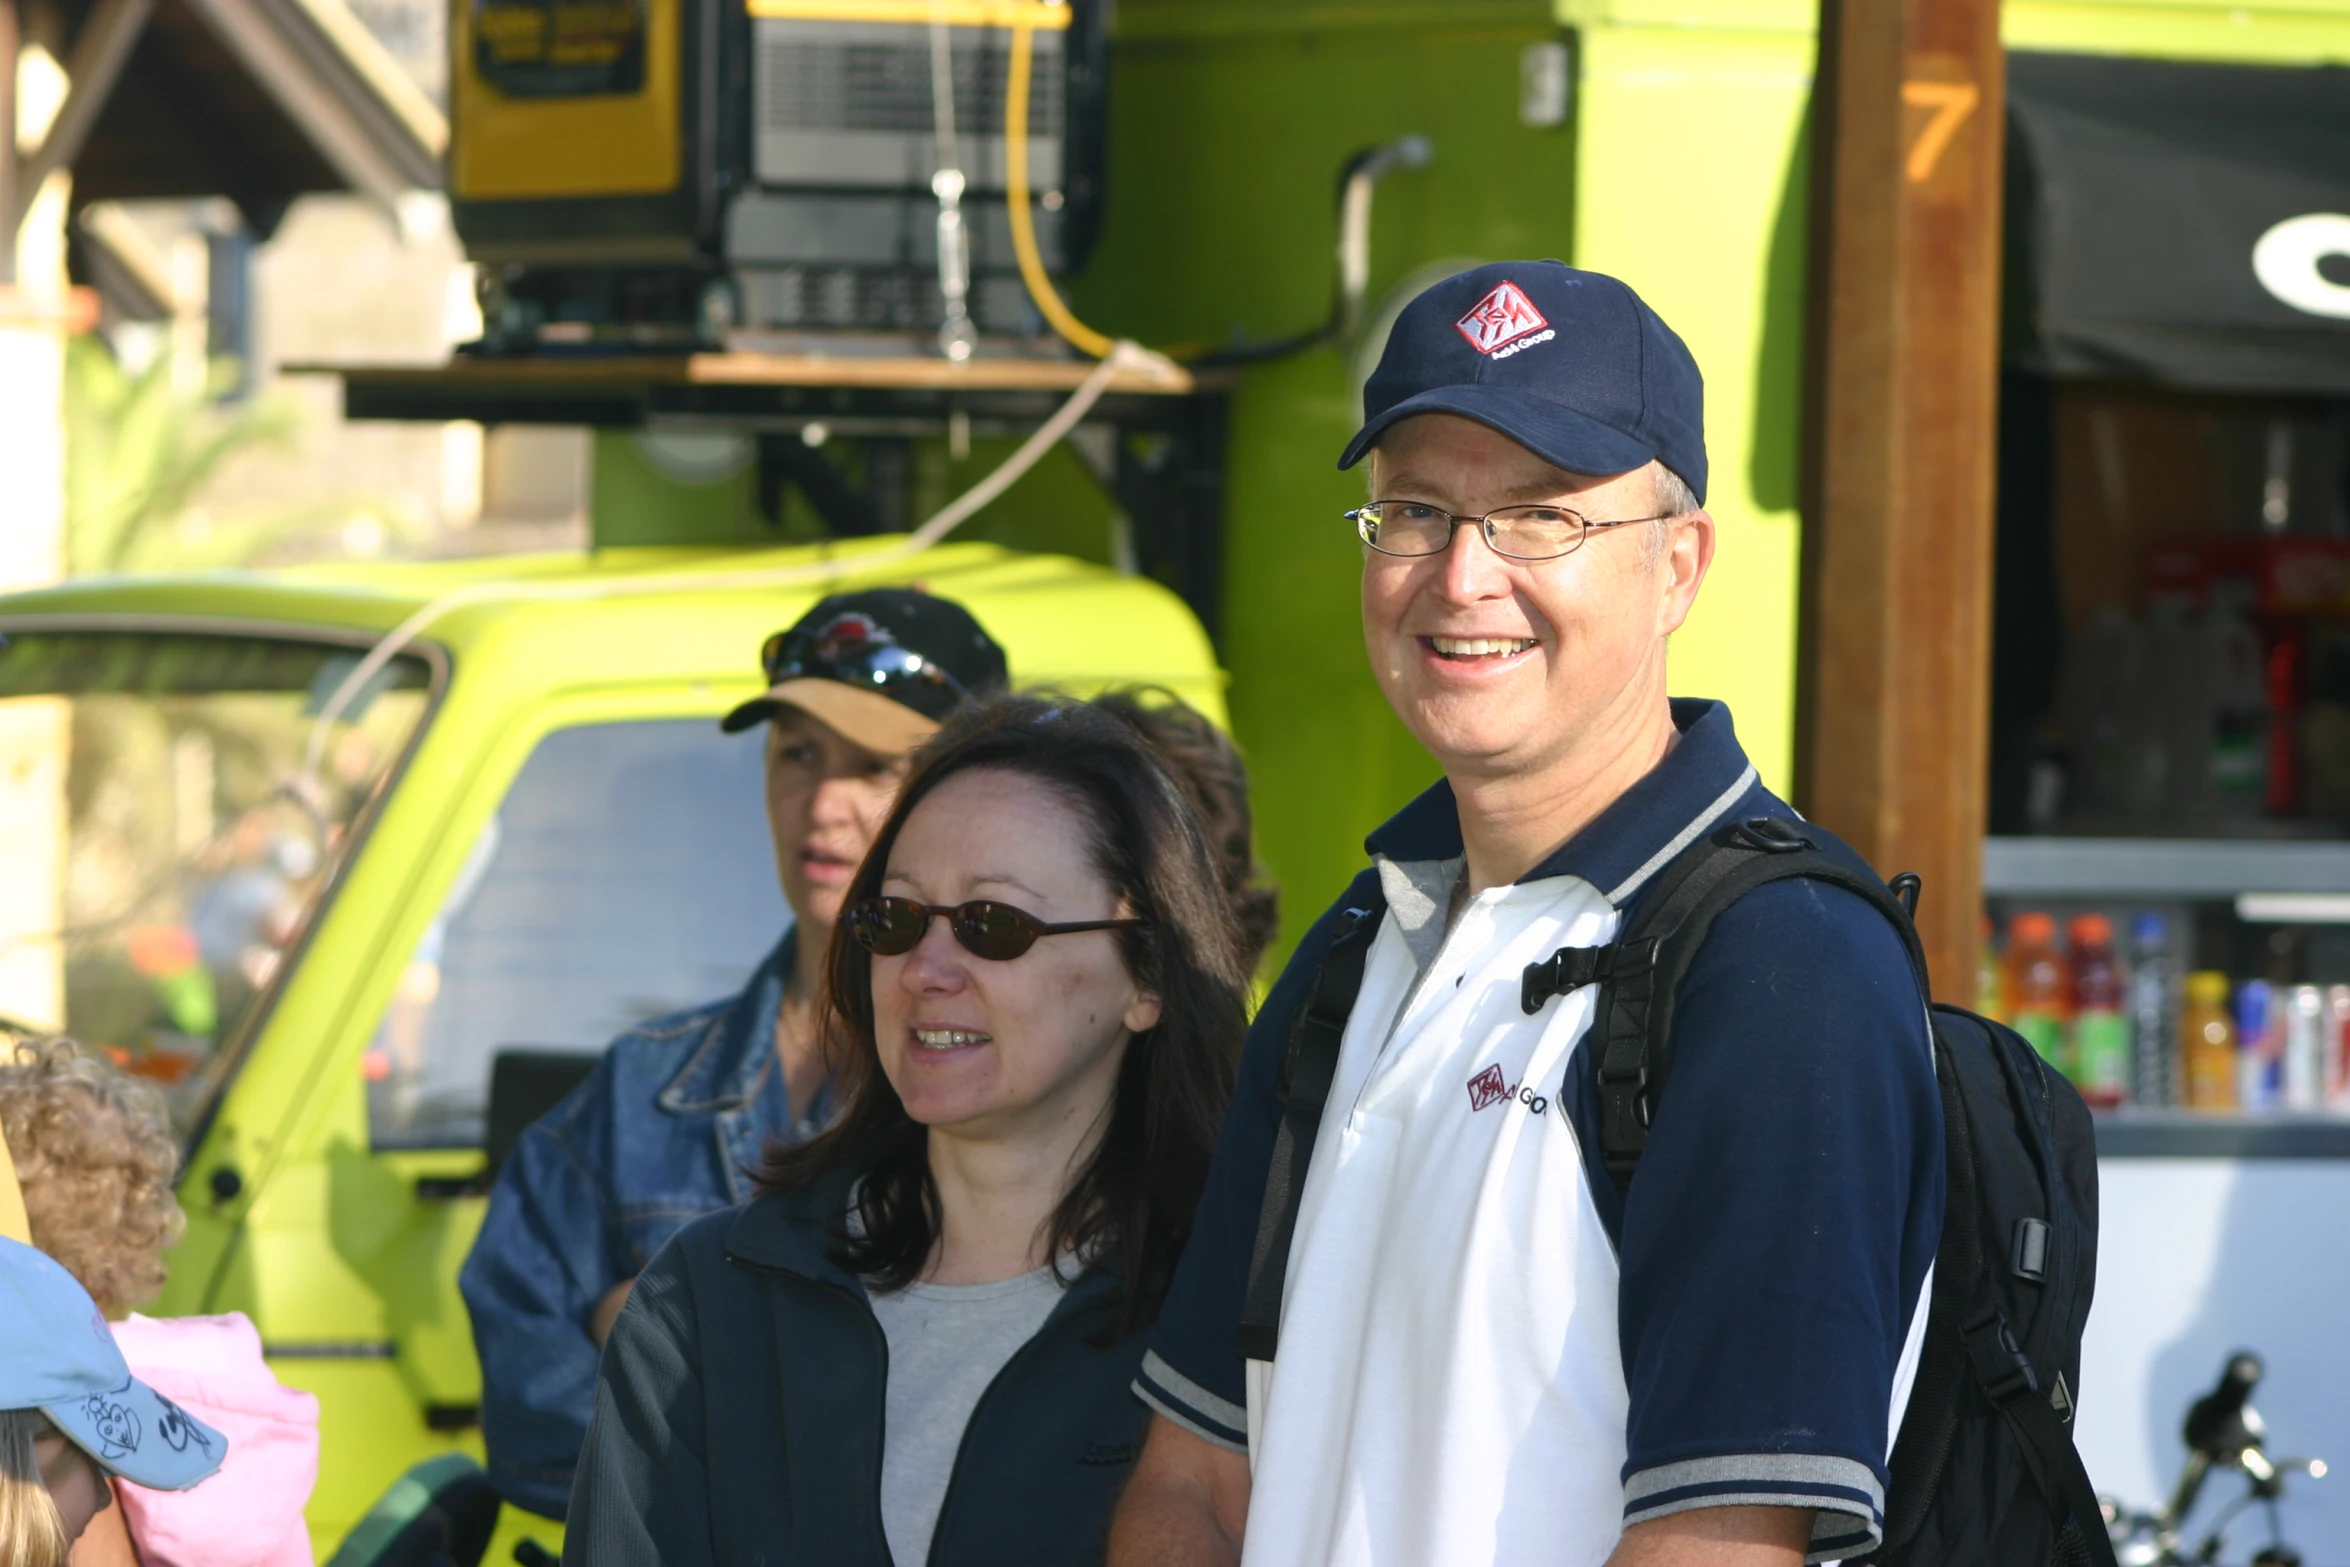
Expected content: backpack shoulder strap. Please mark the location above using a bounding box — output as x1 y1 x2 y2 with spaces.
1237 886 1387 1362
1521 816 1927 1188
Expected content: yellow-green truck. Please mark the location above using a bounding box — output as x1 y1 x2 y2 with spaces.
0 539 1221 1558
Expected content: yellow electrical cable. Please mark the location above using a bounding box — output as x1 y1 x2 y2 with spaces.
1005 19 1117 360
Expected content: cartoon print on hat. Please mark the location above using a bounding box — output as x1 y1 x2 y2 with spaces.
0 1236 227 1492
153 1394 217 1457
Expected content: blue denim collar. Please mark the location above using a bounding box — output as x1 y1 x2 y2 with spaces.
657 927 798 1116
1361 697 1759 905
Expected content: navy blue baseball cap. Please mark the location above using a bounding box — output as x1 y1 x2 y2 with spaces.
1338 261 1707 504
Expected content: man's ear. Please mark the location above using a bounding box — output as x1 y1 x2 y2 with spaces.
1656 509 1716 638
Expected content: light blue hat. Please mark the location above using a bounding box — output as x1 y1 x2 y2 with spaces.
0 1236 226 1491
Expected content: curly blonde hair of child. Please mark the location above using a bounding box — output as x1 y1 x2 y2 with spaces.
0 1040 184 1318
0 1408 70 1567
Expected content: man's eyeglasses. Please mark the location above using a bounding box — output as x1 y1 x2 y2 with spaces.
761 629 970 704
845 896 1147 962
1346 500 1678 562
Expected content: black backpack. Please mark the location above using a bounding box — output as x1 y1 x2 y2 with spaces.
1239 815 2114 1567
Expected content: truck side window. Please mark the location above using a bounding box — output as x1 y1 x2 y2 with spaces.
365 719 790 1151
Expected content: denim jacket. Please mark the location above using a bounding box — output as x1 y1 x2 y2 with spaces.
458 930 830 1519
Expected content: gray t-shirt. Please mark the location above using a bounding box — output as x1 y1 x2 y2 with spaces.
868 1265 1068 1566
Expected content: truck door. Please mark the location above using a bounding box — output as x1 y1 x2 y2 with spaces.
278 709 790 1549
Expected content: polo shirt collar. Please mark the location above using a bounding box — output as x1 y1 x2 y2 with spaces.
1361 698 1760 906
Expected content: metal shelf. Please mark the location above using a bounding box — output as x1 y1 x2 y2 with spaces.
2094 1111 2350 1158
1982 836 2350 900
289 350 1234 642
281 352 1220 430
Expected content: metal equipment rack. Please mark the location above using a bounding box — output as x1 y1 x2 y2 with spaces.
295 351 1233 640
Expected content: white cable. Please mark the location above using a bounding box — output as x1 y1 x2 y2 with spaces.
929 3 976 361
297 341 1154 787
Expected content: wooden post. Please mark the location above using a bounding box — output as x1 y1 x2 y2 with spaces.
1798 0 2005 1002
0 0 76 1032
0 0 18 288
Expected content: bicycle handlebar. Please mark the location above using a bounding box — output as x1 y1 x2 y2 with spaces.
2184 1351 2265 1458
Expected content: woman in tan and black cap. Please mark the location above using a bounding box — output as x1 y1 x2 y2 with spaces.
460 588 1007 1522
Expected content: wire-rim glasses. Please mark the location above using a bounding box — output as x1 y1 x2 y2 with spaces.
845 895 1147 962
1346 499 1678 562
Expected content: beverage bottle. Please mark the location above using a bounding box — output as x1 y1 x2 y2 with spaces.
2237 980 2281 1112
2068 914 2128 1108
1977 915 2005 1024
2006 912 2070 1071
2286 984 2326 1111
2128 913 2176 1107
2329 985 2350 1110
2182 972 2238 1111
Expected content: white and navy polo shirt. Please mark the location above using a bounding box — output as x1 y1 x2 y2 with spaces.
1136 699 1943 1566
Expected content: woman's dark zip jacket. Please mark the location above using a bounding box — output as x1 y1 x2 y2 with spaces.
566 1166 1154 1567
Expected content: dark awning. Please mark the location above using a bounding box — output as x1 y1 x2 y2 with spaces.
2006 50 2350 395
57 0 444 238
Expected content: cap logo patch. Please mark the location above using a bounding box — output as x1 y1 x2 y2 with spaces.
810 612 889 662
1455 280 1552 358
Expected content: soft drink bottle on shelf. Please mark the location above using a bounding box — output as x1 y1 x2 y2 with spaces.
2183 972 2238 1111
2068 914 2129 1108
2129 913 2176 1107
2006 912 2070 1071
2329 986 2350 1110
2286 985 2327 1111
2237 980 2282 1113
1977 915 2005 1024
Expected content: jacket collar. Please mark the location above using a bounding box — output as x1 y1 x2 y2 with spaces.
722 1165 866 1292
658 927 798 1116
1362 698 1760 906
722 1165 1127 1321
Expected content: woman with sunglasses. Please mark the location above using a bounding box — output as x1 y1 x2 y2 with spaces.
568 695 1249 1567
459 589 1009 1522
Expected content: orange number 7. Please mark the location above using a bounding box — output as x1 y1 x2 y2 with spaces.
1901 79 1980 183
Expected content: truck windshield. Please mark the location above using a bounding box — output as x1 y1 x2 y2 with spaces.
0 629 434 1139
365 718 791 1151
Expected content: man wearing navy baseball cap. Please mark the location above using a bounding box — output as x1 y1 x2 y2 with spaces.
1113 264 1939 1566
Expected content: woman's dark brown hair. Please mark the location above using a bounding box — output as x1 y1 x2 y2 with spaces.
757 693 1249 1336
1089 688 1280 976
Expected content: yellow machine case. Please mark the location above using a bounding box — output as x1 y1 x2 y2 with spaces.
448 0 1083 269
450 0 739 262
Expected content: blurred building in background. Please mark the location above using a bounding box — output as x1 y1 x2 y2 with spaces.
65 0 586 575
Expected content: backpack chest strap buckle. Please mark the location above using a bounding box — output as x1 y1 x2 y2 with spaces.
1960 1306 2041 1407
1522 937 1657 1016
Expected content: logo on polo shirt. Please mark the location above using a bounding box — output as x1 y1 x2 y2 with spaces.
1466 1062 1547 1115
1454 281 1553 359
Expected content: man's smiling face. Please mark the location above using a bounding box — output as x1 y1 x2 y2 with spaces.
1360 412 1703 780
